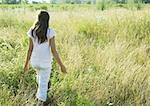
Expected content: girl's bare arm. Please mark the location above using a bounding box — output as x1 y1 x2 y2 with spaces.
49 37 67 73
24 38 33 72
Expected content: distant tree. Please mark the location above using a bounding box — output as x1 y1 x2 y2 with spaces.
144 0 150 3
31 0 38 3
1 0 4 3
50 0 57 3
18 0 21 3
134 0 143 3
3 0 17 4
65 0 71 3
0 0 28 4
21 0 28 3
113 0 127 3
70 0 81 4
93 0 96 4
49 0 97 4
84 0 92 4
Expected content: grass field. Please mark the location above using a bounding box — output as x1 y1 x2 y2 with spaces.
0 4 150 106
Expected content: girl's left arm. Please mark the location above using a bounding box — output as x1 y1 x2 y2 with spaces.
24 38 33 72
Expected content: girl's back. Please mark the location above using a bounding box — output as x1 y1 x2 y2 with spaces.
27 27 56 68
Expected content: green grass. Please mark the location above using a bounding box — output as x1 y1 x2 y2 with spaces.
0 3 149 11
0 4 95 11
0 4 150 106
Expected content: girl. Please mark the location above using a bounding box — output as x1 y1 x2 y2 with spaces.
23 11 67 106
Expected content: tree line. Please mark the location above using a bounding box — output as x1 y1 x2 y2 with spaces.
0 0 27 4
0 0 149 4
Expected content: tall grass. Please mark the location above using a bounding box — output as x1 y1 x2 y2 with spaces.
0 5 150 106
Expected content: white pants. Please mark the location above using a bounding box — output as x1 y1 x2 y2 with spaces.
31 63 51 102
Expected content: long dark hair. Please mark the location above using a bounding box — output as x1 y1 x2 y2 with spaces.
31 11 50 44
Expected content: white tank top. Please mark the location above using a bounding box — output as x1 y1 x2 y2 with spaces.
27 27 56 68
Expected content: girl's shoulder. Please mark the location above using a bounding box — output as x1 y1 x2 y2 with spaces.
27 27 56 39
27 27 33 38
47 28 56 39
27 27 36 38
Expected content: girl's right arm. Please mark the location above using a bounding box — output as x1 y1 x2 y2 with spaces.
24 38 33 72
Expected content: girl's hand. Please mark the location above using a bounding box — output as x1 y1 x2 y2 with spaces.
23 65 29 73
60 64 67 74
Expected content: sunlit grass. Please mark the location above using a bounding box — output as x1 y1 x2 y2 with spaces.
0 5 150 106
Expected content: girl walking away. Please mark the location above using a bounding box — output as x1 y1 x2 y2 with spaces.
23 11 67 106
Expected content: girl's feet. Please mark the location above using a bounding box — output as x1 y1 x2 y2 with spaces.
37 100 44 106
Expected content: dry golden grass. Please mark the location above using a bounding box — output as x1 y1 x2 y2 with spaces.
0 7 150 106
